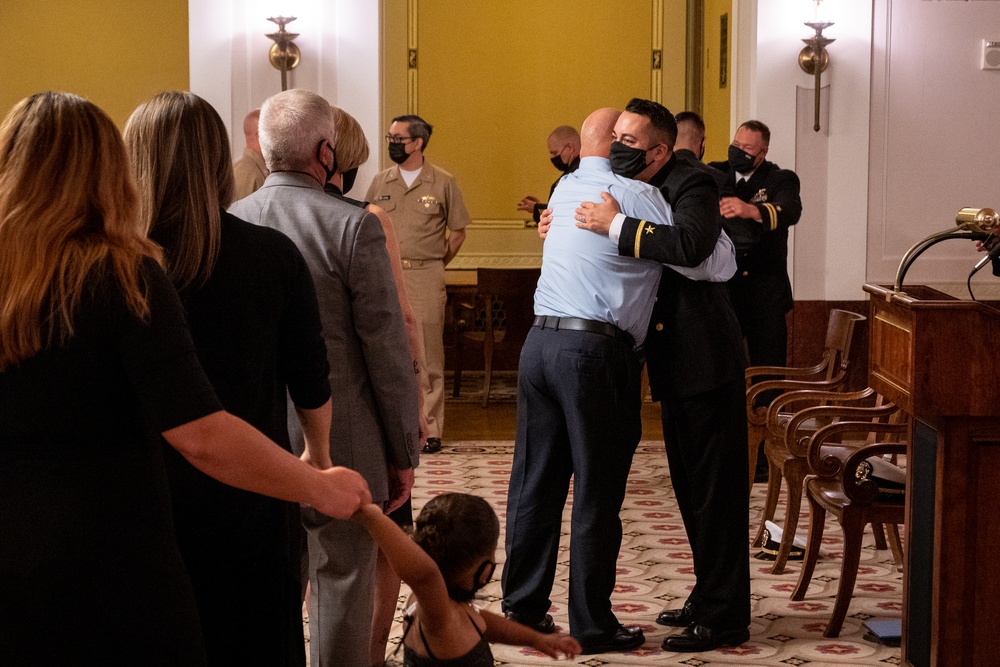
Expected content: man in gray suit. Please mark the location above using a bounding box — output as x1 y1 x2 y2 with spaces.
230 88 420 667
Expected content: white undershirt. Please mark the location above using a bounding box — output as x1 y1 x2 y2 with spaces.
400 166 422 187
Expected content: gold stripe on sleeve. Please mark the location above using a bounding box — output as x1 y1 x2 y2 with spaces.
763 203 778 231
634 220 646 257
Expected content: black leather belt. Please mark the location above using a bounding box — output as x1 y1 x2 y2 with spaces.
532 316 634 347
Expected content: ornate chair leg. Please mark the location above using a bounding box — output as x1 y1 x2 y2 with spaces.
792 491 826 601
887 523 904 572
824 509 867 638
753 454 783 548
772 462 806 575
871 521 888 550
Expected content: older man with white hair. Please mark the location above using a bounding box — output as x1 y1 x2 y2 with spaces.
230 89 420 667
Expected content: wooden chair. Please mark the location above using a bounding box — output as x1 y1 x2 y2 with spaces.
752 389 898 574
745 309 867 494
452 268 540 407
791 414 908 637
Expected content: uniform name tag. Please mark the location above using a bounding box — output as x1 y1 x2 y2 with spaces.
378 195 391 201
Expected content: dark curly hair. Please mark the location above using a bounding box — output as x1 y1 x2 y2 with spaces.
412 493 499 587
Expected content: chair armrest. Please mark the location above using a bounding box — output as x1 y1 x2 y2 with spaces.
746 373 849 426
762 387 871 440
784 399 898 457
843 442 909 503
805 422 909 479
768 387 877 426
745 359 829 383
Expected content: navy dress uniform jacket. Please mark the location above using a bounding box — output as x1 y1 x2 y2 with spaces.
708 158 802 316
616 156 748 400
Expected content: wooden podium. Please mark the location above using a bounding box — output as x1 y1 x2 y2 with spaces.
864 284 1000 667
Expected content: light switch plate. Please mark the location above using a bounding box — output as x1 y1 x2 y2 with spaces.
982 40 1000 70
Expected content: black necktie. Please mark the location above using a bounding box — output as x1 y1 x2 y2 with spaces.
735 177 751 201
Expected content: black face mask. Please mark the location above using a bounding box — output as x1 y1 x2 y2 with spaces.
388 142 410 165
342 167 359 194
446 560 496 603
550 154 571 173
728 144 759 173
317 141 336 183
609 141 651 179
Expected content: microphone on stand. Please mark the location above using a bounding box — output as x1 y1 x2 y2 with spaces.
896 208 1000 291
972 233 1000 273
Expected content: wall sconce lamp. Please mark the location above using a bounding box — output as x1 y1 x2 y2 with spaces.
798 4 834 132
266 16 301 92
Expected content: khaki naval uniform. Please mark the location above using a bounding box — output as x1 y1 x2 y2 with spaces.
365 161 471 440
233 148 269 200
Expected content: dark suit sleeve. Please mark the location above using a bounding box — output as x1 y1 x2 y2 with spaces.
617 169 721 268
753 168 802 233
532 202 546 224
348 212 421 470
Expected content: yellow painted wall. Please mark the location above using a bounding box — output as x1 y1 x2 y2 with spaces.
380 0 687 222
701 0 733 161
0 0 189 128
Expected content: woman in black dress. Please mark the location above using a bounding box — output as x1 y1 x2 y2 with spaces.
124 91 333 666
0 92 370 665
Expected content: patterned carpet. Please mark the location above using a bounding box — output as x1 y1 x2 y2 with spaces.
383 441 904 666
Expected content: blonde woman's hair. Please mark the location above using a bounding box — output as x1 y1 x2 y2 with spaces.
0 92 161 371
124 91 234 294
331 106 370 172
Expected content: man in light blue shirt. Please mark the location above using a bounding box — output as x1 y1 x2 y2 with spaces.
534 153 735 347
502 108 734 654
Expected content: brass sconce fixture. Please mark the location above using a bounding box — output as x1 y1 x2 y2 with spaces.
266 16 301 92
798 4 834 132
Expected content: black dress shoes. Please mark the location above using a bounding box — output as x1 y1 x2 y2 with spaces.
579 624 645 654
655 601 695 627
504 611 556 634
661 624 751 652
422 437 442 454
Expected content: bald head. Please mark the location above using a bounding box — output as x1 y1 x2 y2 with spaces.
579 108 621 158
548 125 579 146
545 124 581 170
243 108 262 153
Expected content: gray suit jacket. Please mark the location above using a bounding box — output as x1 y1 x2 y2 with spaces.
231 172 420 503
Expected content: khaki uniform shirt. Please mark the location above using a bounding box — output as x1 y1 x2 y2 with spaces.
233 148 268 200
365 161 471 261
